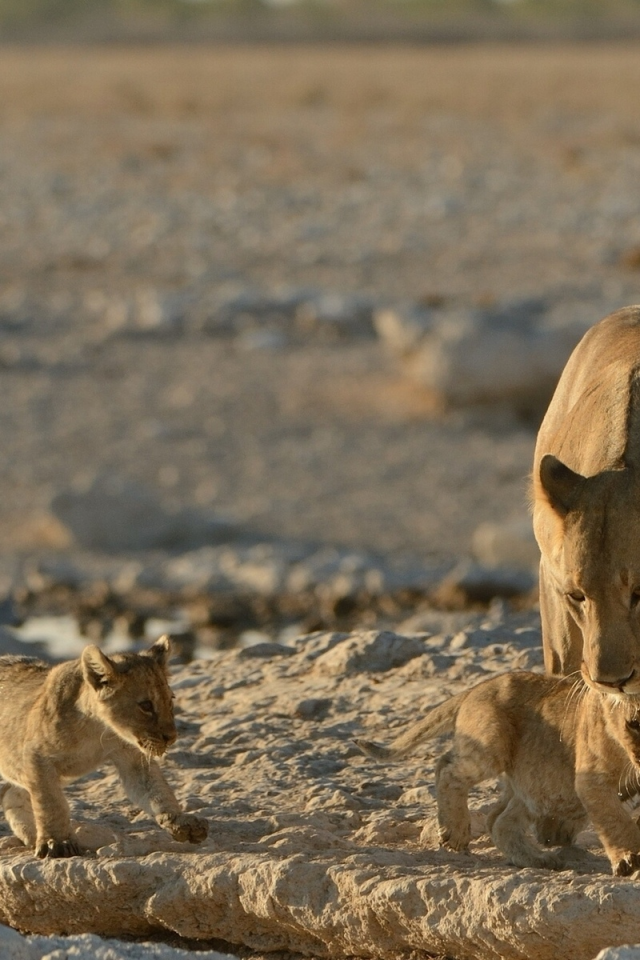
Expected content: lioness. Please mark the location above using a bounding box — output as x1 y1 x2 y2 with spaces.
355 671 640 876
533 306 640 687
0 636 208 858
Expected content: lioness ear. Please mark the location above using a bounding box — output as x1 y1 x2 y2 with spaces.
539 454 586 517
146 634 171 670
81 645 118 694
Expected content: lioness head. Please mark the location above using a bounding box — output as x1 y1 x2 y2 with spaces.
81 636 177 756
535 454 640 697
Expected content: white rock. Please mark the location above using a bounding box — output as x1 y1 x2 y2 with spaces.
433 559 535 605
0 924 37 960
410 316 580 406
29 932 237 959
132 287 179 332
373 304 434 354
295 291 374 340
472 518 540 571
48 476 233 552
313 629 426 675
0 626 50 659
379 301 589 408
49 475 179 551
593 950 640 960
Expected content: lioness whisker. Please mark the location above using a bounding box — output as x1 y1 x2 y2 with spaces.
560 675 586 742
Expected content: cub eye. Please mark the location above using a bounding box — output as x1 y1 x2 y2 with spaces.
138 700 154 714
631 591 640 609
627 718 640 733
566 590 586 604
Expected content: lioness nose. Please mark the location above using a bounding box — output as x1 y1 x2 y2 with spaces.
590 669 635 691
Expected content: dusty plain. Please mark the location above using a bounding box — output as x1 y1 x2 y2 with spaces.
1 43 640 564
2 42 640 960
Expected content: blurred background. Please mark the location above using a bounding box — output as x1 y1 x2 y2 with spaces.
5 0 640 42
1 0 640 656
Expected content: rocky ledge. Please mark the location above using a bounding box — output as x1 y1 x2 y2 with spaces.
1 616 640 960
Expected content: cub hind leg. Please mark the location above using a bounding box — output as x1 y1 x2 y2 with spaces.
535 812 584 847
491 794 563 869
3 785 37 850
436 741 504 852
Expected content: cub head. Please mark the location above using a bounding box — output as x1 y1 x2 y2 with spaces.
81 636 177 757
535 454 640 697
606 704 640 772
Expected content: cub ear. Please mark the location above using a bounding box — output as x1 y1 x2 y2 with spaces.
146 634 171 670
539 454 586 517
81 645 119 694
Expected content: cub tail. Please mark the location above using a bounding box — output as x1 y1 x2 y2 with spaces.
353 690 466 762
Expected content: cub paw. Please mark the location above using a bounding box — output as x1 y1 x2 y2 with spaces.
438 825 470 852
35 838 83 859
613 852 640 877
163 813 208 844
535 816 578 847
534 851 564 871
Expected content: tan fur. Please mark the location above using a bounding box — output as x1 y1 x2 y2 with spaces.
0 636 208 858
532 306 640 689
356 671 640 876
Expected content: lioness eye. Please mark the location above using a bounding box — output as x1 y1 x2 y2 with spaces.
627 718 640 733
138 700 154 713
567 590 586 603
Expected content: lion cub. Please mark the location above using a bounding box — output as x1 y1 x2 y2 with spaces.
356 671 640 876
0 636 208 858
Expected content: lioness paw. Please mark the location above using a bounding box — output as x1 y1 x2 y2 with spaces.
163 813 208 844
36 838 83 859
613 852 640 877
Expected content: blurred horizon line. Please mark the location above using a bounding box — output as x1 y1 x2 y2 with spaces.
4 1 640 46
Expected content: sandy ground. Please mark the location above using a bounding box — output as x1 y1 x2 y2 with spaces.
1 44 640 572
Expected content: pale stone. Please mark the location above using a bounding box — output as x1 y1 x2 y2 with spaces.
1 848 640 960
373 304 433 354
29 932 237 960
48 475 234 552
594 949 640 960
472 518 540 571
312 629 426 675
0 924 37 960
377 301 588 409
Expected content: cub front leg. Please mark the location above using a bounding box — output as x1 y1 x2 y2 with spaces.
575 770 640 876
21 758 82 858
113 746 208 844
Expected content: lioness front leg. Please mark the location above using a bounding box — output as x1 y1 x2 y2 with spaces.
113 746 208 844
22 759 82 858
576 771 640 876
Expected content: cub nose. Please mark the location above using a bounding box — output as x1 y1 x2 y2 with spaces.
162 730 177 746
